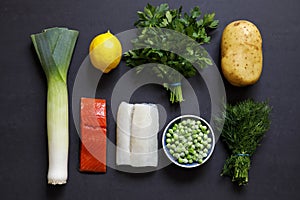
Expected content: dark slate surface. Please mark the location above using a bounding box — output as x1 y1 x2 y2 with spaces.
0 0 299 199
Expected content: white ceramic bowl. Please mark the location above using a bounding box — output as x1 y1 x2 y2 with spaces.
162 115 215 168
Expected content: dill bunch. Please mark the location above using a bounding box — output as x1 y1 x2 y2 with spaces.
220 99 271 186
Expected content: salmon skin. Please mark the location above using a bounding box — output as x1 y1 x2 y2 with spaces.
80 98 107 173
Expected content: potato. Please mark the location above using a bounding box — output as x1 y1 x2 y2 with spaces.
221 20 263 86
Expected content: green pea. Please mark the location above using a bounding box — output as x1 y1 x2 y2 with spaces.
179 135 184 141
198 154 203 160
189 148 195 154
166 133 172 138
177 147 183 152
192 156 198 161
166 138 171 143
173 134 179 140
168 129 173 134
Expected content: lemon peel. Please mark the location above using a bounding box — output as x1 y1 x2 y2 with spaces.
89 31 122 73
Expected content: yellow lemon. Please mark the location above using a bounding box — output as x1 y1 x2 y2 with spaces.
89 31 122 73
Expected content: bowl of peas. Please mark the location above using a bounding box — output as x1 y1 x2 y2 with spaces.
162 115 215 168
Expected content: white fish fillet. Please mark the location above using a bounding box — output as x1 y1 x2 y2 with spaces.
116 102 159 167
116 102 133 165
131 104 159 167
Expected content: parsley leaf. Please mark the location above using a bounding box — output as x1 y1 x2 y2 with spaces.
124 3 218 103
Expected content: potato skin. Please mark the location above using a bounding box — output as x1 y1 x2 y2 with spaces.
221 20 263 86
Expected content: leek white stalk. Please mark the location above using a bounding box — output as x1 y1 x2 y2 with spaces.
31 27 79 185
46 77 68 184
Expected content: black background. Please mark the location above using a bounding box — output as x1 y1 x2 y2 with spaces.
1 0 300 199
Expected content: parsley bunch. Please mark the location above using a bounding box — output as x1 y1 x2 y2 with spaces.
124 3 218 103
220 100 271 186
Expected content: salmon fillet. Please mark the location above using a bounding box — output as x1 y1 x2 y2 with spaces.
79 98 107 173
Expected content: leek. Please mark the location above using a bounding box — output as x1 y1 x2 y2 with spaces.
31 27 79 185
